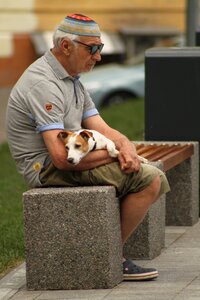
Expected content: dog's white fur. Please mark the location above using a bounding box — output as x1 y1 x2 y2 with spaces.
58 129 148 165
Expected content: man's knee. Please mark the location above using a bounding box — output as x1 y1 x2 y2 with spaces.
148 175 161 203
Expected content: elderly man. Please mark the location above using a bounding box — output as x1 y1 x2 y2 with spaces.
6 13 170 281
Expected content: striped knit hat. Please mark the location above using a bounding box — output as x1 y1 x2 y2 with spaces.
57 13 101 37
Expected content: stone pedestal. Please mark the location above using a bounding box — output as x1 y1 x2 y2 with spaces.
23 186 123 290
166 142 199 225
124 194 165 259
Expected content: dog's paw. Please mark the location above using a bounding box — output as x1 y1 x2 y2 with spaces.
108 149 119 157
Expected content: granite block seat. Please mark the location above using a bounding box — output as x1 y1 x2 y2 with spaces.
23 186 123 290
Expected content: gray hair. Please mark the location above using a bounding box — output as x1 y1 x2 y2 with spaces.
53 28 80 48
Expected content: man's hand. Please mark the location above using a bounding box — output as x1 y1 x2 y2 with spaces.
117 142 141 174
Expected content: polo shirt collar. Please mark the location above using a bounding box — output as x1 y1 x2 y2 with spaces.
45 50 79 80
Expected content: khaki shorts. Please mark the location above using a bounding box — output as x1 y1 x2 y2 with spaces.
40 162 170 199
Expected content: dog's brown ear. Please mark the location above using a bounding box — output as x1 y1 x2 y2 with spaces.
57 131 69 140
80 130 93 141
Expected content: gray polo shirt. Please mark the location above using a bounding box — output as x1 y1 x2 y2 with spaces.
6 50 99 187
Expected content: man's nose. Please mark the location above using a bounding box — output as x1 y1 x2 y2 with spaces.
92 51 101 61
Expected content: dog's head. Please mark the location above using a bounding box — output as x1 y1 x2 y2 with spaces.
58 130 94 165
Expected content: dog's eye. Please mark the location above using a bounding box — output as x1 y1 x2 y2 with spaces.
75 144 81 149
65 146 69 150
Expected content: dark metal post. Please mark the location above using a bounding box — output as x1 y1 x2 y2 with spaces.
186 0 199 46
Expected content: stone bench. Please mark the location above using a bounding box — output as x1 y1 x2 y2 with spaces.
23 186 123 290
23 141 199 290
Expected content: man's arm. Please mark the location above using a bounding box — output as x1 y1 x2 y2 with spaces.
41 129 116 171
42 114 141 173
82 114 141 173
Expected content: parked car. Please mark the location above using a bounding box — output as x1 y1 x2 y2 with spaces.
80 61 145 108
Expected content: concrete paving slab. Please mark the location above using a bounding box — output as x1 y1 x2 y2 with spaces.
115 281 190 294
0 289 18 300
104 296 174 300
0 264 25 289
35 289 111 299
7 291 42 300
165 227 188 233
174 293 200 300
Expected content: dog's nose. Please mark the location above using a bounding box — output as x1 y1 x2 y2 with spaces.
67 157 75 164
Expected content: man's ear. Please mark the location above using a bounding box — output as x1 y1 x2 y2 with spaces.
80 130 93 141
60 39 73 55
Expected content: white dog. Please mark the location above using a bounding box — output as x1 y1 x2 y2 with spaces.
58 129 148 165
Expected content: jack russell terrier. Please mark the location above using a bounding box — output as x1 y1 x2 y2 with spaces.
58 129 148 165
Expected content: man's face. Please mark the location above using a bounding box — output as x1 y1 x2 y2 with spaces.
71 36 103 74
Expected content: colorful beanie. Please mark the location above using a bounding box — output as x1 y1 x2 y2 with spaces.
57 13 101 37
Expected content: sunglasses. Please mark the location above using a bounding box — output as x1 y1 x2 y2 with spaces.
73 40 104 55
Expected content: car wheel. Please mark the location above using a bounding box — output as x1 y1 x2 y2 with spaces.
103 91 135 107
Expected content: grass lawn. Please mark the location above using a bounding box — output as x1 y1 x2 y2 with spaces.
0 143 28 278
100 98 145 141
0 98 144 278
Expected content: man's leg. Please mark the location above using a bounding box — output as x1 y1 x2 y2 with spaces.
121 175 162 281
120 175 161 245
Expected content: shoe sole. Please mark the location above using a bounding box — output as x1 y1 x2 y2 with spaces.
123 271 158 281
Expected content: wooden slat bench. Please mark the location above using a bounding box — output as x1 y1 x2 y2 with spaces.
136 143 194 171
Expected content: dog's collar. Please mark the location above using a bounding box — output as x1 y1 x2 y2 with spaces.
92 141 97 151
